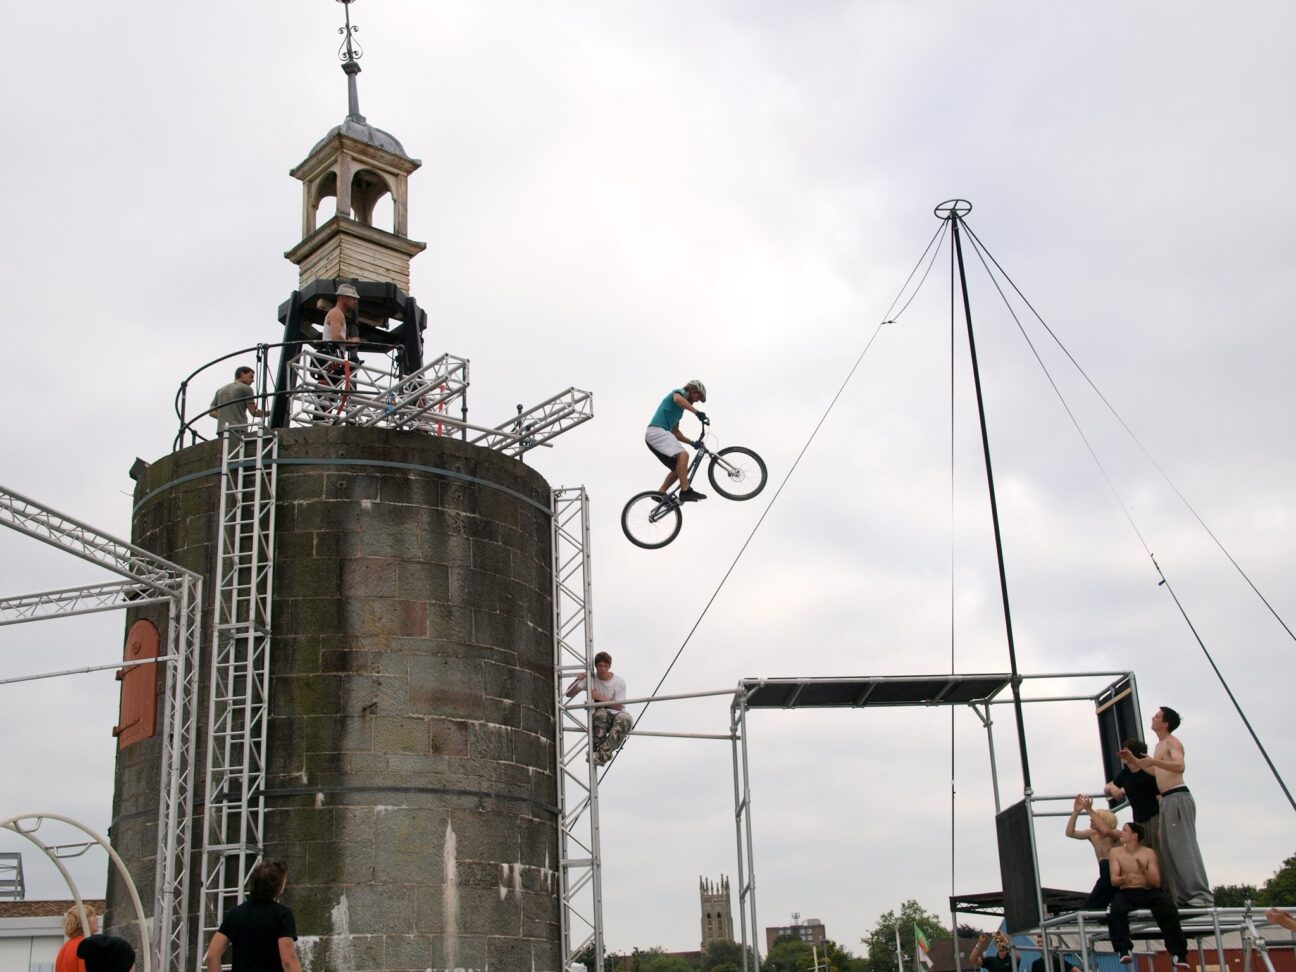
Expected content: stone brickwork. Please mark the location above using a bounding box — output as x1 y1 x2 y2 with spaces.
118 427 560 971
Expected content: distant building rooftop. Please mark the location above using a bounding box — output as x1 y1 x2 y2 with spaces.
0 899 105 919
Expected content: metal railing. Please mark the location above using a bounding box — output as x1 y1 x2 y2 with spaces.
175 342 593 458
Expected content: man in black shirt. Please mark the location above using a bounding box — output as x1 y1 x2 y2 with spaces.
1105 738 1161 851
970 931 1016 972
204 859 301 972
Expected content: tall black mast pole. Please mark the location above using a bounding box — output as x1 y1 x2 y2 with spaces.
939 199 1032 793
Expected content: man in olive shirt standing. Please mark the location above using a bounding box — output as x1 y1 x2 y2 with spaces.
209 366 264 436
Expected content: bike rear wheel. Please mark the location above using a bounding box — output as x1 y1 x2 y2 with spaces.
621 491 684 549
707 446 767 500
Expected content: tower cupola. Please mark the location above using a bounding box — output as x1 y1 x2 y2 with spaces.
284 0 426 292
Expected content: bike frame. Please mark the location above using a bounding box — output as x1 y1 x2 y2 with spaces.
663 433 737 498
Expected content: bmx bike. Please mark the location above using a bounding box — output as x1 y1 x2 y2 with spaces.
621 429 767 549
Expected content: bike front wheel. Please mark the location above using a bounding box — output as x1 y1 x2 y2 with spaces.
621 491 684 549
707 446 768 500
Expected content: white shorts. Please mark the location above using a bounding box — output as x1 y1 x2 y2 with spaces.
645 425 686 463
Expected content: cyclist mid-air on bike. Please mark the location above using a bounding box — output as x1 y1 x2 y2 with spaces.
644 380 709 502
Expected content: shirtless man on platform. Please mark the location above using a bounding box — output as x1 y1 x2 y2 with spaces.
1119 706 1213 907
323 284 360 344
1067 794 1120 910
1108 821 1188 967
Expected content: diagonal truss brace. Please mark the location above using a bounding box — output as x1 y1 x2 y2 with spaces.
0 485 202 972
0 581 169 627
474 388 594 457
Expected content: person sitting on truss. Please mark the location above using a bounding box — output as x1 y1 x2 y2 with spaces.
566 651 632 765
1108 821 1189 968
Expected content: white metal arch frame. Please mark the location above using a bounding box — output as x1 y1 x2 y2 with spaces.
0 813 152 972
0 486 202 972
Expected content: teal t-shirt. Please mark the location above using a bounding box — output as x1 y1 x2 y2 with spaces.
649 389 686 430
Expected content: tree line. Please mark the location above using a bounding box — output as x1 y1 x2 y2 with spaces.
590 858 1295 972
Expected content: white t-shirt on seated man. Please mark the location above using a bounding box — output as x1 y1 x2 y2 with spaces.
566 651 632 765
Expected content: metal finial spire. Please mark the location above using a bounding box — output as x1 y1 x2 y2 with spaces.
336 0 365 121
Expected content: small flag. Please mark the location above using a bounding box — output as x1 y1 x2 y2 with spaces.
915 927 934 970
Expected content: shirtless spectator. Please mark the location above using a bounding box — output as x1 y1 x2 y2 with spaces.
1105 738 1161 851
1108 822 1188 967
566 651 632 765
323 284 360 344
969 930 1015 972
1067 794 1119 910
1119 707 1213 907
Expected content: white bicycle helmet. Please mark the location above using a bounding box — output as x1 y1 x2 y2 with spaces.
685 379 707 402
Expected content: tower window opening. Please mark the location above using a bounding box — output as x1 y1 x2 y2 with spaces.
350 168 394 229
312 171 339 230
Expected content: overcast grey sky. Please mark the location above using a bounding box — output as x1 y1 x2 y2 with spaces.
2 0 1294 958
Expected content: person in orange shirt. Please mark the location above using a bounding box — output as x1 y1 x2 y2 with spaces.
55 903 99 972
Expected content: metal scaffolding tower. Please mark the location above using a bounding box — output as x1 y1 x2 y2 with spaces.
198 430 279 952
0 487 203 972
551 487 603 972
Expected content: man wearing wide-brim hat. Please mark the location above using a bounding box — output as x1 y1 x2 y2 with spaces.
323 283 360 344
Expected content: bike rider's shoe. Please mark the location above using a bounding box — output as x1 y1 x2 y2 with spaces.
680 488 708 502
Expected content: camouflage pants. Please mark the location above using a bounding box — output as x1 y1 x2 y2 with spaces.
592 708 632 765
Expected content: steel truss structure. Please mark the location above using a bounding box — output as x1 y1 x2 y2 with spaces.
285 347 593 456
551 487 604 972
197 431 279 957
1035 906 1289 972
727 672 1140 972
287 349 470 434
0 486 203 972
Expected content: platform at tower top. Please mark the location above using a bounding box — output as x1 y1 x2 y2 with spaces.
173 339 593 460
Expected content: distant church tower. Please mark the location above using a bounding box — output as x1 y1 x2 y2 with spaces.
700 875 735 948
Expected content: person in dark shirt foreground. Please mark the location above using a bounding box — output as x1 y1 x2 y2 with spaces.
204 858 301 972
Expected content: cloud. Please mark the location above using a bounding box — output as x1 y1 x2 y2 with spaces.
1 0 1293 957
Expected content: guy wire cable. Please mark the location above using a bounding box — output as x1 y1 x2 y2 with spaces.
601 219 951 778
962 221 1296 648
961 225 1294 813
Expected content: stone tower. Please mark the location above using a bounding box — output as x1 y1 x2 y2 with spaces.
105 7 564 971
699 875 735 948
